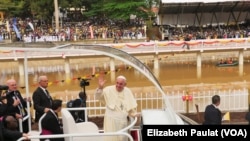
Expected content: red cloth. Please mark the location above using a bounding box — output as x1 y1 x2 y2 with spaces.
41 128 52 135
130 130 139 141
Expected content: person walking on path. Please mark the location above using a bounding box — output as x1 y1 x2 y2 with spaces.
182 34 192 50
95 75 138 141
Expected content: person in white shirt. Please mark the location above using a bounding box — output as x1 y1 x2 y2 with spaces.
95 75 138 141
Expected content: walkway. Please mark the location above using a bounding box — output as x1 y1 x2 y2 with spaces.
0 38 250 74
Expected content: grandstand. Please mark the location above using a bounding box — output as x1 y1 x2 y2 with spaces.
156 0 250 40
158 0 250 26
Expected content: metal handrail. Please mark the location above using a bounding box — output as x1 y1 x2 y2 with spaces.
18 107 136 141
38 113 47 133
118 117 138 133
66 107 138 132
177 113 199 125
65 107 106 122
17 132 134 141
18 114 30 132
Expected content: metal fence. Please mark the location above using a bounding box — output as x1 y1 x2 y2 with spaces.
166 88 249 113
57 88 249 118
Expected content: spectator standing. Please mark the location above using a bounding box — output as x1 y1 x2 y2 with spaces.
5 79 31 133
95 75 138 141
32 76 53 123
182 34 192 49
203 95 222 125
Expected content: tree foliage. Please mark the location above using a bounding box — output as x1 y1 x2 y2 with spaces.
0 0 159 22
84 0 154 20
0 0 26 17
30 0 56 22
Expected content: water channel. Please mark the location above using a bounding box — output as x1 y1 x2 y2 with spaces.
1 50 250 100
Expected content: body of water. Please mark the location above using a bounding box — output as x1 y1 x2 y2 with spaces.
0 51 250 99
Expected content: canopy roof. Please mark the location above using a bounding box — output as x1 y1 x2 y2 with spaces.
159 0 250 14
161 0 248 3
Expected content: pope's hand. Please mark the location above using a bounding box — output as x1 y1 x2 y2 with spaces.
98 76 106 89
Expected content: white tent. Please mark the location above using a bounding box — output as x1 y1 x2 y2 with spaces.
158 0 250 26
161 0 248 3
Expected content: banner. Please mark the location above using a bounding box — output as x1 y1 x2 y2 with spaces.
12 18 21 39
12 24 21 39
28 22 34 31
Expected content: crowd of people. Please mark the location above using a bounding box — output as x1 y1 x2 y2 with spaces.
1 16 250 140
1 17 250 43
162 22 250 41
0 17 146 42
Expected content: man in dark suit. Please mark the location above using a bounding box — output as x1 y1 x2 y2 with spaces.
41 99 64 141
5 79 31 133
203 95 222 125
32 75 53 123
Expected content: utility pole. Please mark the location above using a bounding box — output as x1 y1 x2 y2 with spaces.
54 0 59 33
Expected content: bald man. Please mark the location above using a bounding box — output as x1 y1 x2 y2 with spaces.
5 79 31 133
95 75 138 141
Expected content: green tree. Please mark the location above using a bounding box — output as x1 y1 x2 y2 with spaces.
28 0 69 24
30 0 55 23
0 0 25 18
84 0 152 20
1 0 160 23
61 0 98 21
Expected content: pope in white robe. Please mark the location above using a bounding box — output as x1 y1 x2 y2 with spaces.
95 75 138 141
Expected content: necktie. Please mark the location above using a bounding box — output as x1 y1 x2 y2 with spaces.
13 92 25 116
45 89 52 105
45 89 49 97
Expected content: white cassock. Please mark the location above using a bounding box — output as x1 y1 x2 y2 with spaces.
95 85 137 141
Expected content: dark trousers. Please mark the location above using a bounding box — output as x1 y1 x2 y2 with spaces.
22 120 29 133
182 43 190 49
